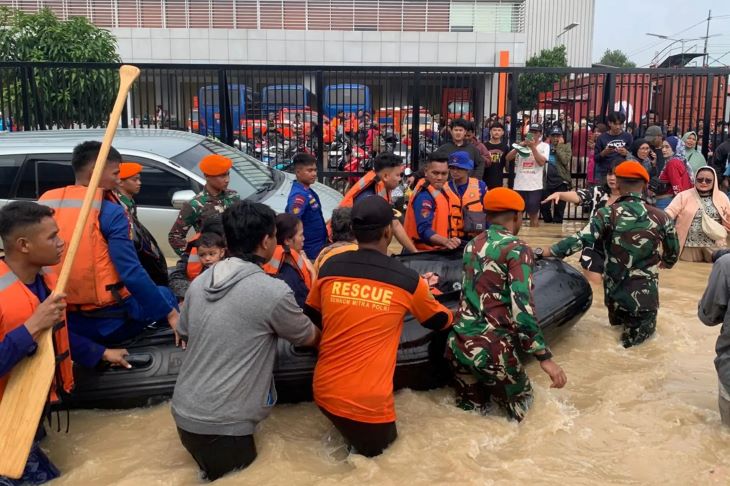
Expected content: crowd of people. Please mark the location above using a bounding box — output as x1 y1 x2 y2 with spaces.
3 110 730 483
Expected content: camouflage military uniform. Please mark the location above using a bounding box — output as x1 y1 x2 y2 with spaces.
167 188 239 256
550 192 680 348
446 224 549 422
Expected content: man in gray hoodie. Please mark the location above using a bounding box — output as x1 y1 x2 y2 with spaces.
171 200 320 481
698 253 730 426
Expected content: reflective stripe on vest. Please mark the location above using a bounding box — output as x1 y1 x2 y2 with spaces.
185 233 203 280
38 186 131 310
186 247 203 281
450 178 484 238
404 179 459 251
0 261 74 403
39 199 103 210
262 246 312 289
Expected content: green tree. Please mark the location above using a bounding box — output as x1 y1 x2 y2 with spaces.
517 45 568 111
0 7 120 129
599 49 636 68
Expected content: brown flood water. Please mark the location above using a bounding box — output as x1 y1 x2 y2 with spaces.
44 223 730 485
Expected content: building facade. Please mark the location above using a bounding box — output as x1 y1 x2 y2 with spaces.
9 0 595 66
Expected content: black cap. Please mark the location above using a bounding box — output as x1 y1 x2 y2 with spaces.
529 123 543 132
351 196 395 231
549 126 563 136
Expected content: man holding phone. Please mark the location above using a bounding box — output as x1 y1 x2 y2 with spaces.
595 112 633 183
506 124 550 227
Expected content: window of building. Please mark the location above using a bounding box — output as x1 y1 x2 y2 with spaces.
449 0 524 34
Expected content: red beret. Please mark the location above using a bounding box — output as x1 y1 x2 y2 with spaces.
199 154 233 176
119 162 142 179
483 187 525 212
614 161 649 183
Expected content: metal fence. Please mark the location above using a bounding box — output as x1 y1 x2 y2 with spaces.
1 61 729 219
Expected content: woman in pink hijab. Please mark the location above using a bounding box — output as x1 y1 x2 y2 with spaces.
665 166 730 262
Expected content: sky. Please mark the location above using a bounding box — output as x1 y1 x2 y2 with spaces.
592 0 730 67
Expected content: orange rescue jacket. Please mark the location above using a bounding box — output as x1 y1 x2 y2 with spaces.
185 234 203 281
340 171 390 208
39 186 131 311
404 179 459 251
263 246 312 289
0 261 74 403
450 177 486 239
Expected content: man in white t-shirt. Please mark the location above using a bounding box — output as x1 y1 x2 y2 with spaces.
506 123 550 227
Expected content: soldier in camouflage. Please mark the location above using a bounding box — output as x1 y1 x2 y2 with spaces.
446 187 567 422
542 161 680 348
168 154 240 256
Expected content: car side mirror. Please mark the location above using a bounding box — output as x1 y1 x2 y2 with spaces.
171 190 196 210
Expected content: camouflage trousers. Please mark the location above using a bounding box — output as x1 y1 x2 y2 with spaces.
446 330 533 422
607 305 657 348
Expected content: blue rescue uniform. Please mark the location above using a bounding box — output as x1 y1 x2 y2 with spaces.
286 181 327 258
412 190 439 243
67 200 178 368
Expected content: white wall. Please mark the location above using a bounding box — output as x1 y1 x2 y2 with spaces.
112 28 527 66
524 0 595 66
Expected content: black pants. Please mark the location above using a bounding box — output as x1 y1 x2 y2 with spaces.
177 427 257 481
319 407 397 458
541 183 568 223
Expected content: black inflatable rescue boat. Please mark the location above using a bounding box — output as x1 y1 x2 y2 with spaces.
62 252 592 409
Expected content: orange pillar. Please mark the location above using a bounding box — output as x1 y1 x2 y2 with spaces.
497 50 510 117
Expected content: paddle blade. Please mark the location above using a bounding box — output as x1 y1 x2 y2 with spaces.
0 331 56 478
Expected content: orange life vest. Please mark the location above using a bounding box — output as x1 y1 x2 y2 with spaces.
339 171 390 208
262 246 312 289
185 234 203 281
449 178 486 239
0 261 74 403
39 186 131 311
404 179 459 251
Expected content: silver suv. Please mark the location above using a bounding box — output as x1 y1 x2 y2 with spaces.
0 129 342 258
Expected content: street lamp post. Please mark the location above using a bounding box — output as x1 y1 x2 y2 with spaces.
556 22 579 45
646 32 720 66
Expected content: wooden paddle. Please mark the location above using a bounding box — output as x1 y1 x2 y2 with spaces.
0 65 140 479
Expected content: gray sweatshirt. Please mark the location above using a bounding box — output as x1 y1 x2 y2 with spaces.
698 254 730 390
171 257 316 436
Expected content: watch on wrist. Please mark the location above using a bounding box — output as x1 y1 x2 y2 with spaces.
533 247 544 259
535 350 553 362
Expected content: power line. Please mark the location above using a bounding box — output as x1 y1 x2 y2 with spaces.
626 15 727 60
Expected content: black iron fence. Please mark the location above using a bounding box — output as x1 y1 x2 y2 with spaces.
1 62 729 219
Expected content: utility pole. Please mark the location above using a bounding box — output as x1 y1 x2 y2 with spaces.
703 9 712 66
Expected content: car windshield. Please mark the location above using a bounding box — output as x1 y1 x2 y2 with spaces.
328 87 367 104
448 101 471 114
284 111 315 122
171 138 277 199
405 114 433 125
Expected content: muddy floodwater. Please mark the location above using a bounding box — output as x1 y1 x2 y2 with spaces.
43 223 730 485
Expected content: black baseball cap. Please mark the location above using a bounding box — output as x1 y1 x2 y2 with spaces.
529 123 543 132
351 196 395 231
549 126 563 136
